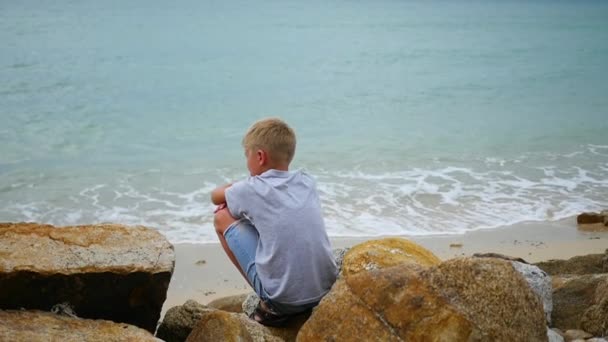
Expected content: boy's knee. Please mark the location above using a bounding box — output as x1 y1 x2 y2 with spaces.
214 208 236 234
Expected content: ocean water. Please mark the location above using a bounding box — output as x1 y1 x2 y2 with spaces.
1 0 608 243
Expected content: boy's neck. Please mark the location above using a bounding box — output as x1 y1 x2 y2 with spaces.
260 163 289 174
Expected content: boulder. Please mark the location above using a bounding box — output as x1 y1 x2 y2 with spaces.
186 310 308 342
0 222 174 333
296 277 400 342
207 293 249 313
535 252 606 276
580 277 608 337
510 261 553 324
552 274 608 331
297 257 547 341
474 254 553 324
577 212 605 224
341 238 440 277
0 310 159 341
156 300 215 342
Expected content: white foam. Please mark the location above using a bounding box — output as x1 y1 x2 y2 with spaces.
2 145 608 244
589 144 608 156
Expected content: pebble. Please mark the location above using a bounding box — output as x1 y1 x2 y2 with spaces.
563 329 592 341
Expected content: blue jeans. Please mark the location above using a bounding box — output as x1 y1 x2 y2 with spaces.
224 219 319 315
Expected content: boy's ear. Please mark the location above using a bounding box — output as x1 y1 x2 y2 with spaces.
257 149 267 165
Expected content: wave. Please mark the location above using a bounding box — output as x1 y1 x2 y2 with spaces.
1 146 607 243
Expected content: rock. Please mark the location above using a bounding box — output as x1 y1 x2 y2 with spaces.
186 310 308 342
156 300 215 342
473 252 528 264
242 292 260 318
0 310 159 341
581 308 608 338
563 329 592 341
296 277 399 342
424 258 547 340
510 261 553 324
50 302 78 318
577 212 605 224
547 328 565 342
0 222 174 333
341 237 440 277
474 254 552 323
552 274 608 331
577 212 608 231
297 257 547 341
535 252 606 275
332 247 349 275
207 293 249 313
580 277 608 337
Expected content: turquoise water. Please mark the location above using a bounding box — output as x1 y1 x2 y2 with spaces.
2 0 608 242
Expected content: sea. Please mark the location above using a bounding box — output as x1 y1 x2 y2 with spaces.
1 0 608 243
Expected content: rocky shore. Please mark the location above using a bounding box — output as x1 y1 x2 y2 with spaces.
0 222 174 339
1 213 607 341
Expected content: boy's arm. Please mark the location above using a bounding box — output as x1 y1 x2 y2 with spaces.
211 183 232 205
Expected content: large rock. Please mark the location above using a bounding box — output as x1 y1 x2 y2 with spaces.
0 222 174 333
186 310 308 342
341 238 441 277
535 251 607 275
474 254 553 324
510 261 553 324
156 300 215 342
0 310 160 341
580 277 608 337
207 293 249 313
577 212 605 224
552 274 608 331
297 257 547 341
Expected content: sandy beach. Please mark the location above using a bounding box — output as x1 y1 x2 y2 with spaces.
161 216 607 316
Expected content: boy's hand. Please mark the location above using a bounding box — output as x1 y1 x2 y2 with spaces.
214 203 227 214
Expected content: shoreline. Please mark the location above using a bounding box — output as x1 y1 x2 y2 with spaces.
161 216 608 316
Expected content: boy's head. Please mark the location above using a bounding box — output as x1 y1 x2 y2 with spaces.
242 117 296 176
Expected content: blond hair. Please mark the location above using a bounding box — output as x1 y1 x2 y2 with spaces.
242 118 296 164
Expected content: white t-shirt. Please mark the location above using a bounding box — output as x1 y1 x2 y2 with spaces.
225 169 337 305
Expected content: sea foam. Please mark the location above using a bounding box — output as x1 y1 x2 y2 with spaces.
2 147 608 244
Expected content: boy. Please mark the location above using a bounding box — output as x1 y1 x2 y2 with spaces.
211 117 337 326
